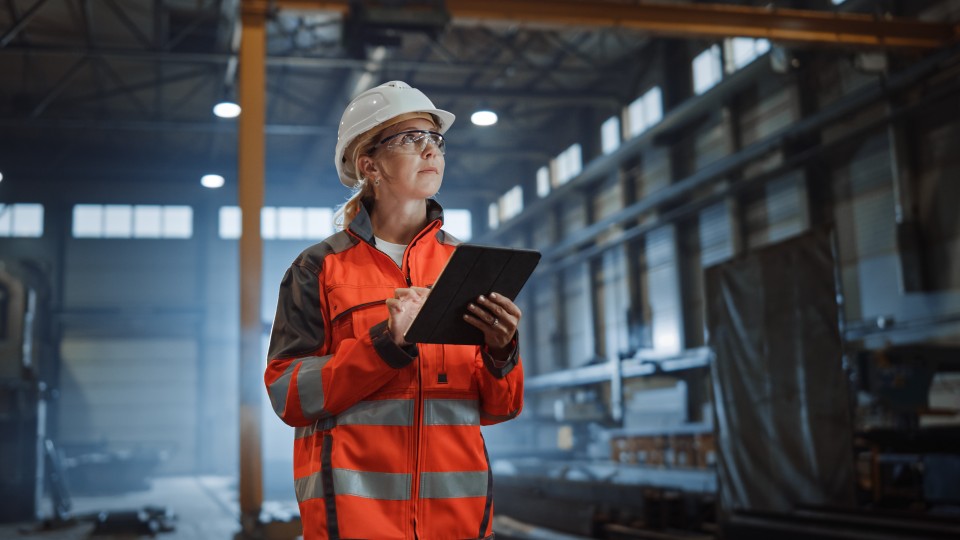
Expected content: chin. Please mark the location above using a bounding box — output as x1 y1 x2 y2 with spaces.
420 179 443 198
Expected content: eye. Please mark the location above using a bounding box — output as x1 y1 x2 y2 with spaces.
399 133 420 145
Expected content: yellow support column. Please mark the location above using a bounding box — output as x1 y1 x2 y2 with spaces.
238 1 267 537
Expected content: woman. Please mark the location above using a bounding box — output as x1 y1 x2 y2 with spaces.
264 81 524 539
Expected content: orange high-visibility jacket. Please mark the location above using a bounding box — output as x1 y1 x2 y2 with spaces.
265 201 524 540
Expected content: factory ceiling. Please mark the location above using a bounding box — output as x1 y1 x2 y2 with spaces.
0 0 954 202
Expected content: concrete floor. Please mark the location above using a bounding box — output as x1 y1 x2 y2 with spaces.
0 476 596 540
0 476 296 540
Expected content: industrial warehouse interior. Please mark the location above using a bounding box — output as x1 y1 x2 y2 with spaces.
2 0 960 539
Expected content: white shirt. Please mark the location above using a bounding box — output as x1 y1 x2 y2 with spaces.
374 236 407 268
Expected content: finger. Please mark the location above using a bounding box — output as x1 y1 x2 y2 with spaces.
462 312 495 336
478 293 521 319
467 302 500 326
385 298 403 314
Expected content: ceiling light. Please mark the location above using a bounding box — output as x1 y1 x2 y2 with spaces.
201 174 225 189
0 171 4 183
213 101 241 119
471 110 498 126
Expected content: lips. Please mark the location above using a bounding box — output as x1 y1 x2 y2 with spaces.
420 167 439 174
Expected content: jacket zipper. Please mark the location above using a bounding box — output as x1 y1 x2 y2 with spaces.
413 353 424 538
348 220 441 538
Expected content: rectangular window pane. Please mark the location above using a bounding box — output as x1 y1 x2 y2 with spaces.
536 166 551 198
305 208 333 240
277 207 304 239
488 202 499 229
693 44 722 95
627 94 646 137
444 209 472 241
727 37 770 72
103 205 132 238
558 143 582 185
0 205 11 235
500 185 524 221
133 205 163 238
219 206 241 239
162 206 192 238
261 207 276 239
643 86 663 127
601 115 620 155
0 204 44 237
73 204 103 238
12 204 43 237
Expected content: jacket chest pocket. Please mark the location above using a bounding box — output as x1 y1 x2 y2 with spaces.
329 299 415 392
330 300 388 345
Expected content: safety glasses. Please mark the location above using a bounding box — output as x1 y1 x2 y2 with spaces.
373 130 446 155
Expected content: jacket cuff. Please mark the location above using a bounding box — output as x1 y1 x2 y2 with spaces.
481 334 519 379
370 320 418 369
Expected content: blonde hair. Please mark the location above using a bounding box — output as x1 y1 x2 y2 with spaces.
333 126 381 230
334 112 439 230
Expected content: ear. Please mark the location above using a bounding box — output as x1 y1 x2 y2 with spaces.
357 155 378 179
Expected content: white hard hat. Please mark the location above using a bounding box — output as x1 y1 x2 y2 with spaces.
335 80 455 188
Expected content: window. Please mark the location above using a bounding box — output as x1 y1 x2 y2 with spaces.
499 185 524 223
536 166 551 198
625 86 663 138
488 185 525 229
219 206 241 239
443 209 472 241
0 203 43 237
553 144 582 187
218 206 333 240
724 37 770 73
72 204 192 238
488 202 500 230
693 44 723 95
601 115 621 155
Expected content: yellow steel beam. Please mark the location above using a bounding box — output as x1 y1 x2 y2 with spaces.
238 0 268 536
276 0 959 49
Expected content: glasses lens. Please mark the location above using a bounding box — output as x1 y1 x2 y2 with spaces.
381 131 445 155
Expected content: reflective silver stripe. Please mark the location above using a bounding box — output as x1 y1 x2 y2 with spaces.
295 417 336 439
297 355 333 418
267 359 300 418
295 471 323 502
339 399 414 426
419 471 488 499
424 399 479 426
295 400 411 439
333 469 411 500
295 423 315 440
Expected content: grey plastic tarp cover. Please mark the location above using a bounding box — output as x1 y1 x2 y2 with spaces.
705 230 856 518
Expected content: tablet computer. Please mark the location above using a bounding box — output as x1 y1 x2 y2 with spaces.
404 244 541 345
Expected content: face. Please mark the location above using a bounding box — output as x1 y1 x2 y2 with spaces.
361 117 445 202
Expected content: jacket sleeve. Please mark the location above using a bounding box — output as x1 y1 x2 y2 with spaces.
263 258 417 427
475 337 524 426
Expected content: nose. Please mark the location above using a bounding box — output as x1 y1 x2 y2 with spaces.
421 137 442 157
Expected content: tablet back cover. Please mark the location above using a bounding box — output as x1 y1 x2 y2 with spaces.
404 244 541 345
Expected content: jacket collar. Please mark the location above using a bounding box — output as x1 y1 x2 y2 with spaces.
349 198 445 245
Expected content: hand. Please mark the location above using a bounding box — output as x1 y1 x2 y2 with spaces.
385 287 431 346
463 292 522 353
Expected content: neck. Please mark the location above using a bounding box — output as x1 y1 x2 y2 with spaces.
370 197 429 245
